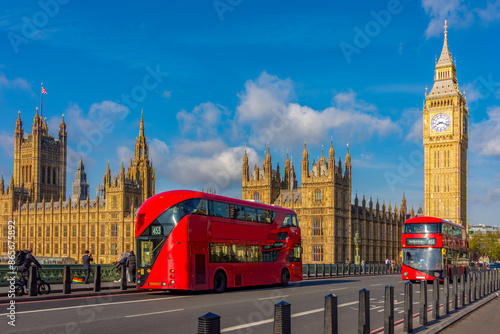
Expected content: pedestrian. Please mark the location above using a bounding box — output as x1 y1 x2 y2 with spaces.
126 251 137 283
385 258 390 273
114 253 129 283
82 250 93 284
361 259 365 273
17 247 42 278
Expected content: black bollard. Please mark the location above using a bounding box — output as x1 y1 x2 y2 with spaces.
324 294 338 334
471 273 476 302
384 285 394 334
307 264 311 278
358 289 370 334
120 265 127 290
444 276 449 314
433 278 440 320
94 264 101 292
460 274 465 307
273 301 291 334
62 265 71 295
404 282 413 333
466 273 471 304
420 280 427 326
322 264 326 278
452 275 458 310
29 266 38 297
197 312 221 334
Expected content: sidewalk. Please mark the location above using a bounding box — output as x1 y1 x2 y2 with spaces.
0 281 142 303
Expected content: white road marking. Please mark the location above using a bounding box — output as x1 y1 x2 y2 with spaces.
371 284 382 286
125 308 184 318
221 301 358 333
258 295 289 300
329 287 348 291
0 296 190 316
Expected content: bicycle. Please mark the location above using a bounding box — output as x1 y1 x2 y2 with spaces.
14 268 51 296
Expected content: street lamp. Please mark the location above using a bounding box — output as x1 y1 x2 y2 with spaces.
354 230 360 265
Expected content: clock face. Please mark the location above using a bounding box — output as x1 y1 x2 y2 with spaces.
431 113 451 132
463 115 467 134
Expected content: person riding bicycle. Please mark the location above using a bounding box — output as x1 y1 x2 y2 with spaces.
17 247 43 278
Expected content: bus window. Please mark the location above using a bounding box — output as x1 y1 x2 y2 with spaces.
245 207 257 222
282 215 292 228
212 201 229 218
292 215 298 227
178 198 208 216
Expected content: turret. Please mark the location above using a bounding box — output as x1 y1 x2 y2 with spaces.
328 138 335 175
345 145 351 175
264 145 272 179
0 175 4 194
302 140 309 180
242 147 249 183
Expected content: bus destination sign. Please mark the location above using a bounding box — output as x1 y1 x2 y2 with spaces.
406 238 436 246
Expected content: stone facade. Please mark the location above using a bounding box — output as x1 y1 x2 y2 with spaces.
0 111 155 264
423 22 468 227
242 142 410 264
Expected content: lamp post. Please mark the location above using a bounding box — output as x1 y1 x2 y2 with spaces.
354 230 360 265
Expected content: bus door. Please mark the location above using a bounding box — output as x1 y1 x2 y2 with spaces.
192 243 209 290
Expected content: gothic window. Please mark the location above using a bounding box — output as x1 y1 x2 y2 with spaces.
125 244 131 252
125 224 131 237
113 197 117 208
45 243 50 254
72 243 77 254
63 243 68 254
30 226 34 237
254 193 260 201
63 226 68 237
313 245 323 262
111 243 118 256
111 224 118 237
54 243 59 254
81 225 86 238
47 167 51 184
54 226 59 237
38 226 42 237
45 226 50 237
53 168 57 185
42 166 45 183
315 189 321 202
91 243 96 255
37 243 41 253
91 225 96 237
2 242 7 253
2 226 7 237
100 243 105 255
72 225 77 238
313 218 323 236
101 226 105 237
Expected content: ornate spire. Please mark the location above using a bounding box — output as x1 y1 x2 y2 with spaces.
436 20 453 67
243 146 248 164
139 109 145 137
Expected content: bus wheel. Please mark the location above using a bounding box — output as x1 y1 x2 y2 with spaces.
213 271 226 293
281 269 290 287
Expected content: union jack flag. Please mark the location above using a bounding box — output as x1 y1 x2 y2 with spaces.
42 87 47 94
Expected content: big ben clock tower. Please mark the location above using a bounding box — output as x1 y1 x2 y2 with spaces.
423 21 468 227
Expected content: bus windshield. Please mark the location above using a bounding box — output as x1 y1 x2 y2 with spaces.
403 223 441 234
403 248 442 271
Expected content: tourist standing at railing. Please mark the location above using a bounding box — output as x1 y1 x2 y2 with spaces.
82 250 93 284
361 259 365 273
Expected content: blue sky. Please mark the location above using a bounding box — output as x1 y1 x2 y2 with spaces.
0 0 499 226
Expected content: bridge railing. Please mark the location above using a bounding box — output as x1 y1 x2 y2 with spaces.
0 264 120 287
303 263 401 279
198 269 500 334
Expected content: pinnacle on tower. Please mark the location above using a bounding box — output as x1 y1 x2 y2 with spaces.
139 109 145 137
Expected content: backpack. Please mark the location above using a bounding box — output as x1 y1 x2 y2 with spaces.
14 250 26 266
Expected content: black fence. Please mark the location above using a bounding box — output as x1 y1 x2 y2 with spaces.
303 263 401 278
198 269 500 334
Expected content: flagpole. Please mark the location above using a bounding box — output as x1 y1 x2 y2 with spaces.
40 82 43 119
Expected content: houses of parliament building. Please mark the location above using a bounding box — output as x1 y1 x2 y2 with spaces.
0 110 155 264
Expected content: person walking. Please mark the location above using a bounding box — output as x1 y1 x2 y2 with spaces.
385 258 390 273
82 250 93 284
17 247 42 277
361 259 365 273
126 251 137 283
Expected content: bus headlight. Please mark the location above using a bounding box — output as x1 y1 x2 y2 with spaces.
403 272 408 276
434 272 441 277
170 280 175 284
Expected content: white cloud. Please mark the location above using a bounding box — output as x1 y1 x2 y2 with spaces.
421 0 499 38
177 102 227 138
161 90 172 99
400 108 423 142
0 72 34 96
165 145 258 191
470 106 500 156
485 188 500 204
175 138 226 157
0 133 14 158
149 138 170 167
235 72 398 149
117 146 133 165
89 100 130 120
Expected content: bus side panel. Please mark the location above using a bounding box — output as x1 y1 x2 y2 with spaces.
191 242 209 290
212 221 270 241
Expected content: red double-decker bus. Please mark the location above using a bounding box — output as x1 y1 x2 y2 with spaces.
402 217 468 282
135 190 302 292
